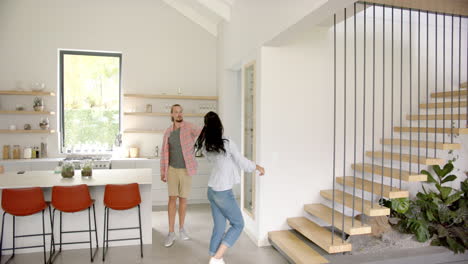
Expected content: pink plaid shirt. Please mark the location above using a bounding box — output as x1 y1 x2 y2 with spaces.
160 121 201 178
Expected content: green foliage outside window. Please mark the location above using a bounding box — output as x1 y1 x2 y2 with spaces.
62 53 120 150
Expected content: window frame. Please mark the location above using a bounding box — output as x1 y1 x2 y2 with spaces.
59 50 122 153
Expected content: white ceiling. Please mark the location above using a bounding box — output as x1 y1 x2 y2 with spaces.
162 0 235 36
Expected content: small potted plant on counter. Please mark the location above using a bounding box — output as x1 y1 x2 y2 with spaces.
81 161 93 177
61 162 75 178
33 97 44 112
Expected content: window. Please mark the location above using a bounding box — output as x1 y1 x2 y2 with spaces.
60 50 121 153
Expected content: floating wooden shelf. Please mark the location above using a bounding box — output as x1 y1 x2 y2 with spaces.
336 176 409 199
380 138 461 150
0 90 56 96
366 151 444 165
268 231 329 264
419 101 468 109
304 204 371 236
394 126 468 134
0 129 56 134
124 94 218 100
123 129 165 134
352 163 427 182
320 189 390 217
287 217 352 254
124 112 205 117
0 110 55 115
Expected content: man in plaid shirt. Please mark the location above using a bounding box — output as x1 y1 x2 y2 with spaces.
160 104 201 247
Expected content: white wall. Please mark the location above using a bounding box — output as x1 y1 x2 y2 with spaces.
217 3 468 247
255 7 468 247
0 0 217 158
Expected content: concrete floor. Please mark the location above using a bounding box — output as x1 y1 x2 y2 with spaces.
0 204 287 264
2 204 467 264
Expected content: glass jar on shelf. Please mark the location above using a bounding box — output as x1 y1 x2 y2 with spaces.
12 145 20 159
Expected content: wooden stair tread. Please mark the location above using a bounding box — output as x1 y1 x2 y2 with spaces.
380 138 461 150
352 163 427 182
407 113 467 121
366 151 444 165
268 231 329 264
394 127 468 134
431 90 468 98
287 217 352 254
336 177 409 199
420 101 467 109
304 204 371 235
320 189 390 217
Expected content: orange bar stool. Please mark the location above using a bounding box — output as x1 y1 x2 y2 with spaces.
102 183 143 261
1 187 53 264
51 184 98 262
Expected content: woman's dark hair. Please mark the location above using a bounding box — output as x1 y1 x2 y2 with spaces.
195 111 227 154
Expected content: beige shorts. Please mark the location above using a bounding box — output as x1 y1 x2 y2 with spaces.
167 166 192 198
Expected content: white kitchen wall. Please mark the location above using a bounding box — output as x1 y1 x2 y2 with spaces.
0 0 217 158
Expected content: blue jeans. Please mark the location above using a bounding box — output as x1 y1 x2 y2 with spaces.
207 187 244 256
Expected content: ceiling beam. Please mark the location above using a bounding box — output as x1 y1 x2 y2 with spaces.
195 0 231 21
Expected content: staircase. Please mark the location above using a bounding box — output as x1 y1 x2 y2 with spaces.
269 85 467 263
268 2 468 263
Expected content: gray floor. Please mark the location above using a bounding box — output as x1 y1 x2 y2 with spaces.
2 204 467 264
0 204 287 264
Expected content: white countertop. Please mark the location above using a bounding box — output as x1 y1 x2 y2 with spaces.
0 157 204 163
0 169 152 189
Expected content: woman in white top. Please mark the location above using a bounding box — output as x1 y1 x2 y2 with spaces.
195 112 265 264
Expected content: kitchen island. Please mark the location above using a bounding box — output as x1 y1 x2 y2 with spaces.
0 169 152 253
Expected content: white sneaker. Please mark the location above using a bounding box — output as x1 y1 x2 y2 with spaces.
179 228 191 241
164 232 176 247
209 257 225 264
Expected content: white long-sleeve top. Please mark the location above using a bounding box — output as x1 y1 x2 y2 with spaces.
203 138 256 191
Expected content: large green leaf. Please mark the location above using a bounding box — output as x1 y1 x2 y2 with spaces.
451 226 468 248
392 198 410 214
440 186 453 200
441 175 457 184
408 219 430 242
421 170 437 184
461 178 468 195
433 162 454 179
445 191 462 205
446 236 466 254
426 210 436 221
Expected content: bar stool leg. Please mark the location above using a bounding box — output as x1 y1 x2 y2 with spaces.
0 212 6 262
102 207 107 261
106 208 109 251
59 212 62 253
48 206 55 260
92 204 99 249
138 205 143 258
12 215 15 258
42 210 46 264
87 207 93 262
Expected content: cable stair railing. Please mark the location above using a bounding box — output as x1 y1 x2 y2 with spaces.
269 2 468 263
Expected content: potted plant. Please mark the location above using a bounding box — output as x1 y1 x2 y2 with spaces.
81 161 93 177
39 117 49 130
33 97 44 112
61 162 75 178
